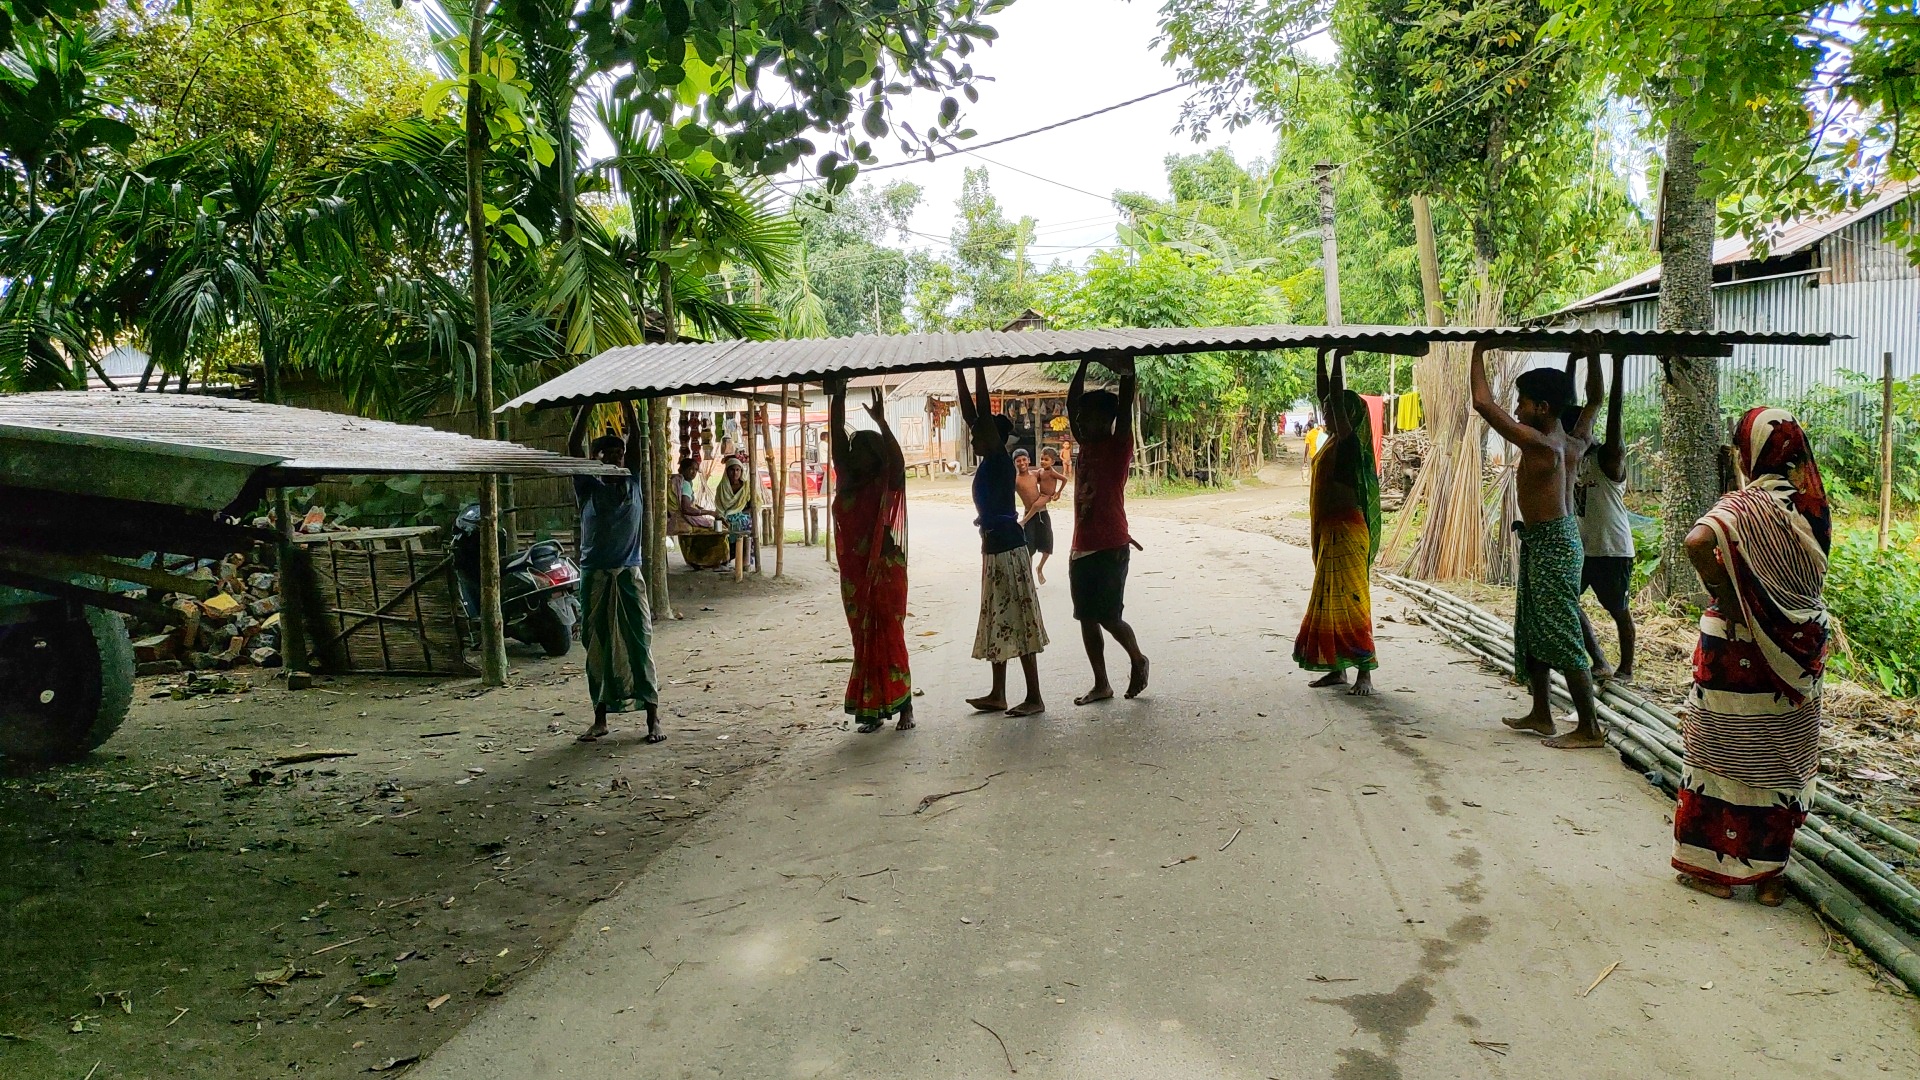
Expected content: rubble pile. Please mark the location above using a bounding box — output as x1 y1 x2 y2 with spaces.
129 552 284 676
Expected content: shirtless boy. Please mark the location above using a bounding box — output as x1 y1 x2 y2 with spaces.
1470 344 1603 749
1014 448 1065 584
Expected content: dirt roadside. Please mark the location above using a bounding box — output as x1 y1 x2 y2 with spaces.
0 549 867 1079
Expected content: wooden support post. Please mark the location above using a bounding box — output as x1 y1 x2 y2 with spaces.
755 403 773 574
1411 194 1446 326
800 408 813 546
1881 350 1896 551
274 488 309 679
1314 161 1342 325
776 384 788 578
823 396 835 566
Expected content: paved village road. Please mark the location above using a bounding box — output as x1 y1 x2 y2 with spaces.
415 502 1918 1080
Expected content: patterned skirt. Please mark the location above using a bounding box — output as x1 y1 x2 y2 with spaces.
582 566 658 712
1513 515 1590 678
1294 507 1376 672
973 547 1048 663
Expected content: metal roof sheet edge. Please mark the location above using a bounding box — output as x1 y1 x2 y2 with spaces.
499 324 1842 412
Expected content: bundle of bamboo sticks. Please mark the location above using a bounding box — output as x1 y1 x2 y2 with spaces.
1387 573 1920 994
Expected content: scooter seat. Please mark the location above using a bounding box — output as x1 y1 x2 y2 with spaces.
501 549 535 572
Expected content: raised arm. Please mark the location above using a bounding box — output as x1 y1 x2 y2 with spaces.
826 376 851 465
1469 343 1548 451
954 367 978 429
1599 353 1627 482
972 364 992 426
1068 358 1090 441
620 400 643 475
1571 351 1604 443
568 404 592 458
1314 349 1332 415
1325 351 1354 440
864 389 905 478
1113 355 1136 437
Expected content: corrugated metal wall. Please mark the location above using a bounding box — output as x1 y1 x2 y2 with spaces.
1508 202 1920 489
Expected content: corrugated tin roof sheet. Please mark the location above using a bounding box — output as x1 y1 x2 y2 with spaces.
1557 187 1914 314
883 363 1077 398
499 324 1842 411
0 392 619 478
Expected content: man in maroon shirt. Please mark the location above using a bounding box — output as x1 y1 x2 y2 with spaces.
1067 356 1149 704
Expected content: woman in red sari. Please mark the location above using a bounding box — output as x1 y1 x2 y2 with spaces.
828 381 915 733
1674 407 1830 905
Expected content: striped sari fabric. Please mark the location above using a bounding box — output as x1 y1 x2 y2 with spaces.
1673 409 1830 887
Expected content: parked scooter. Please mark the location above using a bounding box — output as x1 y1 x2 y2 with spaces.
451 504 581 657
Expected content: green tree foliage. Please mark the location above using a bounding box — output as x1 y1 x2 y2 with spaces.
789 180 922 335
1334 0 1646 316
576 0 1007 186
104 0 429 171
1544 0 1920 238
0 19 133 218
911 166 1038 330
1040 243 1301 480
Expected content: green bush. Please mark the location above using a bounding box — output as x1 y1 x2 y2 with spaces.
1791 370 1920 511
1826 524 1920 698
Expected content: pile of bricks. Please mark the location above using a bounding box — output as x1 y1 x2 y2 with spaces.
130 553 284 676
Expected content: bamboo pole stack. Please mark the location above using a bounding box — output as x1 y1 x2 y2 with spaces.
1386 574 1920 993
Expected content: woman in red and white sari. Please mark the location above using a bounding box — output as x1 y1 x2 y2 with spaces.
1674 407 1831 905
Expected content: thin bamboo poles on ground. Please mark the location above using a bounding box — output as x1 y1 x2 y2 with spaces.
1387 574 1920 993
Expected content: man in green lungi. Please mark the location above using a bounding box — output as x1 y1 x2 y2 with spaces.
1470 345 1603 750
567 400 662 744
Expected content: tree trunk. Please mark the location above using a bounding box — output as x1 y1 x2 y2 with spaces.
1653 111 1718 602
648 257 676 616
467 0 507 686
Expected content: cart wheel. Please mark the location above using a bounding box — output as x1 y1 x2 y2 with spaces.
0 607 134 764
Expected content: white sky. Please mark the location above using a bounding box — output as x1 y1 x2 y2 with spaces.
775 1 1334 266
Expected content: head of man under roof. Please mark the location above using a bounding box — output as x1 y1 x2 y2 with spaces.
591 432 627 469
1513 367 1574 433
1073 387 1121 441
972 412 1013 458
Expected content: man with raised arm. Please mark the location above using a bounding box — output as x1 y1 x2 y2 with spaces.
1067 356 1149 705
1570 353 1636 683
566 400 662 745
1470 345 1602 749
956 365 1047 716
1293 349 1382 695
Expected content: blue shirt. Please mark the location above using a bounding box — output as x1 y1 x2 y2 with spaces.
972 453 1027 555
574 473 644 571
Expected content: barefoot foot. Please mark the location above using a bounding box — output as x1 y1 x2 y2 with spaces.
1006 699 1045 717
1125 657 1149 699
1074 685 1114 706
966 695 1008 712
1309 670 1348 688
1502 713 1556 736
1542 728 1607 749
1754 878 1788 906
895 715 917 731
576 722 608 743
1590 664 1615 687
856 718 883 734
1348 671 1375 697
1676 872 1733 899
